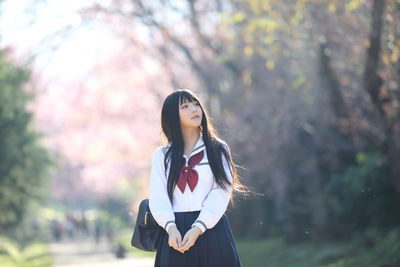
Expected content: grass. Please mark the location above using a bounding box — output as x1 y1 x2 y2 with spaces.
235 228 400 267
115 226 400 267
0 236 53 267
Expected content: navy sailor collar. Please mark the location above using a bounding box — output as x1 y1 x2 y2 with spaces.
164 135 206 159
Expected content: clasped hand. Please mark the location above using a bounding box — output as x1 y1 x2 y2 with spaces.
168 225 202 253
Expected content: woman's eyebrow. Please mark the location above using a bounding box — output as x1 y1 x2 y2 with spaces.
180 100 198 106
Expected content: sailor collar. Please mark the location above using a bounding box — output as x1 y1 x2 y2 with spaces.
164 135 206 159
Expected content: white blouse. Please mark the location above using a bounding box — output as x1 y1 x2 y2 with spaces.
148 135 233 234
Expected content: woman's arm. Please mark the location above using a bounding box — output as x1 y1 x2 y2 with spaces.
148 147 176 233
191 144 233 233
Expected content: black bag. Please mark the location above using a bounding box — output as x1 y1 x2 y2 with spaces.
131 198 163 251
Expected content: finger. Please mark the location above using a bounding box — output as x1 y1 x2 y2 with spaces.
173 242 185 253
176 244 186 253
180 243 191 253
177 246 185 253
180 239 193 251
175 236 182 248
172 238 179 249
169 236 176 246
181 235 189 247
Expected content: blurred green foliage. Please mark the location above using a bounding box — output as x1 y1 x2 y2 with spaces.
324 152 400 237
0 50 56 231
0 235 52 267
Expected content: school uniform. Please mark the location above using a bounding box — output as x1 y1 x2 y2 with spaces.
149 134 242 267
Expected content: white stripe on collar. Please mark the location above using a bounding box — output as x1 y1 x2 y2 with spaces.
162 135 205 158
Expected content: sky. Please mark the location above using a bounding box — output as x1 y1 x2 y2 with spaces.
0 0 159 81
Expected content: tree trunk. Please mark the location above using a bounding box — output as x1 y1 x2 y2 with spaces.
363 0 400 196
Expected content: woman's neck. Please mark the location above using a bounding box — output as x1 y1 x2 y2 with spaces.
181 127 201 152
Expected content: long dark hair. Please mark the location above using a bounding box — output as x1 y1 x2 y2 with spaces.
160 89 248 207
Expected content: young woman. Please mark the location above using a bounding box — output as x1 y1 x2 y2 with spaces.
149 89 246 267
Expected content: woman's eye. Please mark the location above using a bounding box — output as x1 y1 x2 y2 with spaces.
181 103 199 108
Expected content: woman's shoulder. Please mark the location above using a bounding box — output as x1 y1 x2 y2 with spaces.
161 143 171 155
154 145 167 154
153 144 171 160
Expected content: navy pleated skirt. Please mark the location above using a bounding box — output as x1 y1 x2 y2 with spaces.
154 210 242 267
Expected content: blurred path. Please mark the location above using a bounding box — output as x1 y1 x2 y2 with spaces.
50 236 154 267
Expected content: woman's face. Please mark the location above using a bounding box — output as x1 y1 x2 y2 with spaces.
179 99 202 129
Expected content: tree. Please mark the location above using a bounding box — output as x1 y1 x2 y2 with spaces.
0 50 55 231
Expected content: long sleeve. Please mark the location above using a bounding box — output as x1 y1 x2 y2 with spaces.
148 147 176 233
191 144 233 233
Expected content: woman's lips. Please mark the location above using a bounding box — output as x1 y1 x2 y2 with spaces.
191 115 200 119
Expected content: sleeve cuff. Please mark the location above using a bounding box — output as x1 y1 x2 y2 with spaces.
191 220 207 233
165 221 176 233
